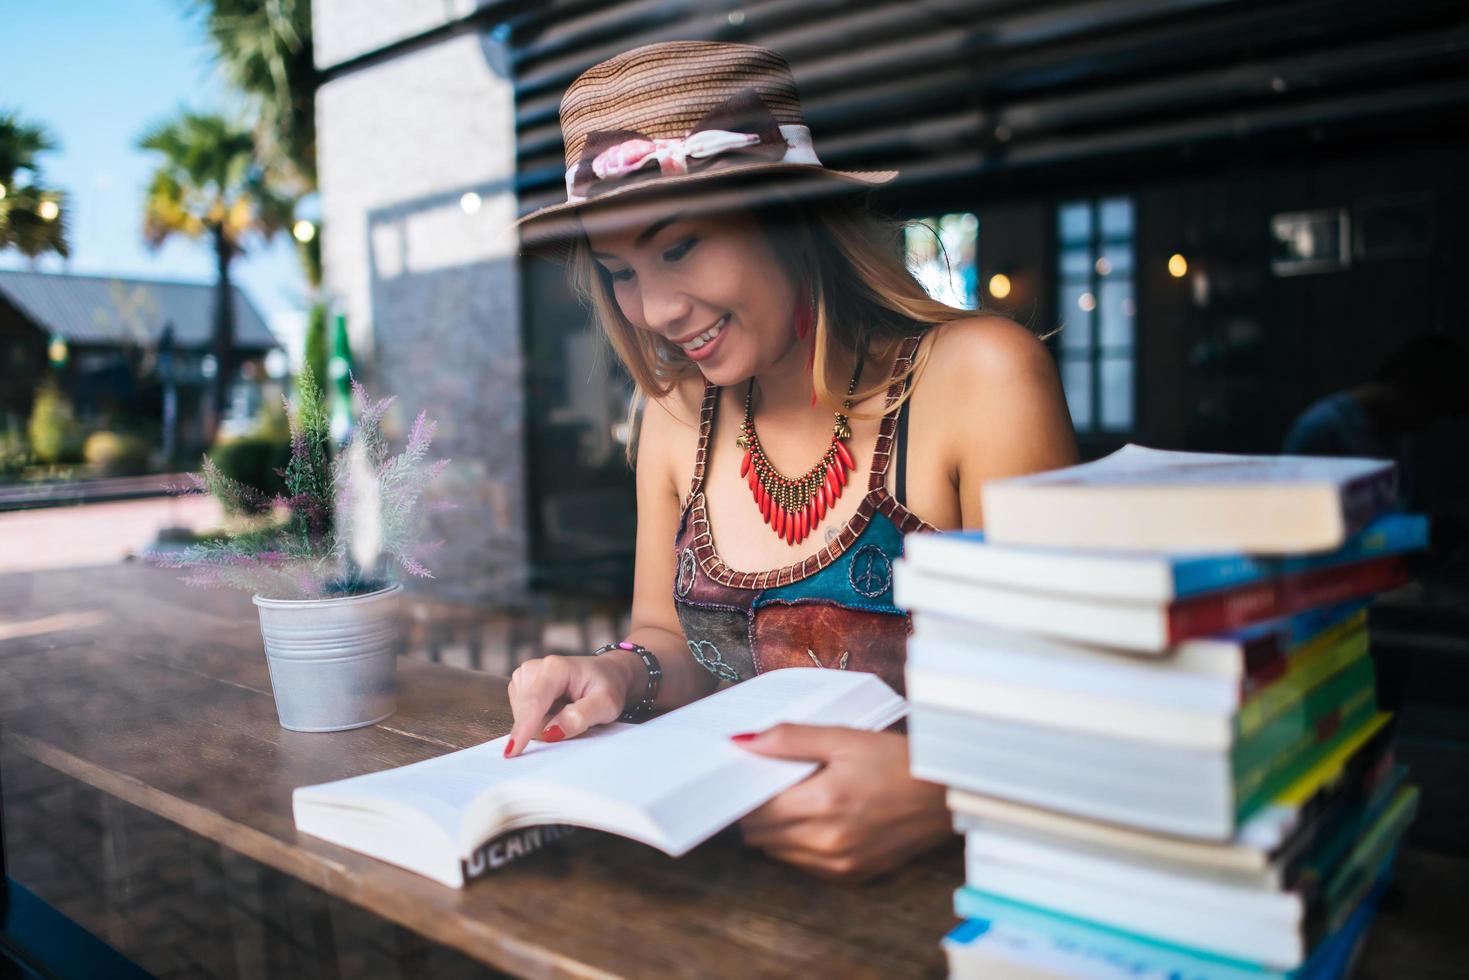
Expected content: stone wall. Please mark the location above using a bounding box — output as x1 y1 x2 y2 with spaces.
314 2 526 604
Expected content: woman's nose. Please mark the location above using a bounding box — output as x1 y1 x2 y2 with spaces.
638 283 694 335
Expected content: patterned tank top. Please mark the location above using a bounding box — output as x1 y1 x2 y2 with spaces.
672 335 938 697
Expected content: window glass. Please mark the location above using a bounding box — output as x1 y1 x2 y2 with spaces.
1100 197 1134 239
905 212 980 309
1101 356 1135 431
1058 202 1091 245
1055 197 1136 434
1098 280 1134 350
1061 359 1093 430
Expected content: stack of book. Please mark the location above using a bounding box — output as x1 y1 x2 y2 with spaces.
895 445 1423 979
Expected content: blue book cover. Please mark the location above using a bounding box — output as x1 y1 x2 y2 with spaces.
950 863 1392 980
1174 512 1425 597
933 513 1425 601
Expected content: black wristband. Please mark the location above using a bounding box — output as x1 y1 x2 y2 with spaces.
593 641 662 722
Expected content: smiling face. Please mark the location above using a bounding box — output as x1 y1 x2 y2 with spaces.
582 203 801 387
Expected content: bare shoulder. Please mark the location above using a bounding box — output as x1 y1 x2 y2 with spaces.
918 315 1057 392
912 315 1078 500
642 374 707 434
636 374 707 493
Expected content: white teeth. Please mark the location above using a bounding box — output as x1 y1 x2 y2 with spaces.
682 315 729 352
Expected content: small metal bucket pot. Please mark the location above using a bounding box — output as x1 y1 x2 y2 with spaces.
253 584 404 732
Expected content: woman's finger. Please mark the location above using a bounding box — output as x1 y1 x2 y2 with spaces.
505 658 573 757
540 688 622 742
738 771 843 833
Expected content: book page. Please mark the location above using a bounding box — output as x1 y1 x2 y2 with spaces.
294 722 636 843
296 668 906 858
995 444 1390 489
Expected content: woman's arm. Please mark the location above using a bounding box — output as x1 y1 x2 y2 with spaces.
606 387 719 709
505 384 715 755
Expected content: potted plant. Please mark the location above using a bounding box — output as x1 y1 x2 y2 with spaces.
152 368 450 732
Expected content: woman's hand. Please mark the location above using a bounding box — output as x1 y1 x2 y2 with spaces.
504 653 641 758
732 725 955 882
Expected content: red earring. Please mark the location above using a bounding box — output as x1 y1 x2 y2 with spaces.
794 285 813 341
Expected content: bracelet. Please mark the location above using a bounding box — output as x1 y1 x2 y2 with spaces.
593 641 662 722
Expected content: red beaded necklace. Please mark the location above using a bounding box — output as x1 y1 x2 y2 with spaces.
737 355 864 545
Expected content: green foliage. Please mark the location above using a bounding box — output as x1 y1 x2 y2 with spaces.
185 0 317 188
136 111 294 251
208 435 289 513
303 301 329 401
83 431 152 476
0 109 70 259
281 361 333 546
27 381 84 464
152 365 452 600
0 420 29 478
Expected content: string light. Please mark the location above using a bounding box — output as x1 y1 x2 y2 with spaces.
38 200 59 221
292 220 316 243
1168 253 1188 278
988 273 1012 299
459 192 482 214
1078 292 1097 312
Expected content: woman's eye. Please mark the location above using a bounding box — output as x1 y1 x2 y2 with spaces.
664 237 697 262
609 268 634 283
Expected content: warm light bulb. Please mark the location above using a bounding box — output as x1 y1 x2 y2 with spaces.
460 192 482 215
0 182 7 200
1168 253 1188 278
1078 292 1097 312
38 200 59 221
1095 257 1112 276
292 219 316 243
988 273 1012 299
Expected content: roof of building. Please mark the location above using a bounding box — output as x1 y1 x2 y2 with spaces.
0 269 279 350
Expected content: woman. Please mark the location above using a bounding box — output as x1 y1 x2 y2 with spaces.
505 40 1077 881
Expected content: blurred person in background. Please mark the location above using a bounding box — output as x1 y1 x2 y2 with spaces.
1285 330 1469 558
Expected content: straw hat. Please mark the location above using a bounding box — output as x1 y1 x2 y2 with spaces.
511 40 898 254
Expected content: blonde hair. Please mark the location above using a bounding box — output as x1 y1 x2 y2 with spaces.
564 188 1002 457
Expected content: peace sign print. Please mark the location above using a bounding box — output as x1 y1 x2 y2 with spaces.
848 544 893 599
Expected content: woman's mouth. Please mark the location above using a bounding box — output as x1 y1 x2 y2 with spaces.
680 314 730 356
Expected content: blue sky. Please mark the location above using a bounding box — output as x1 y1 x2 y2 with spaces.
1 0 306 320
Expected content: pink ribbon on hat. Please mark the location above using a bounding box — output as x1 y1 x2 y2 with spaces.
592 130 764 180
567 88 808 202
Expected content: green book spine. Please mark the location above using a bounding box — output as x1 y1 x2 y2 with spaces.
1237 621 1369 739
1232 654 1378 824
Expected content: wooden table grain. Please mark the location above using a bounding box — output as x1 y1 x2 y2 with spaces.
2 563 1465 978
0 563 961 979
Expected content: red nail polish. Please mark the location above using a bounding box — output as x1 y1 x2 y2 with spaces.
503 738 516 757
543 725 566 743
730 732 759 743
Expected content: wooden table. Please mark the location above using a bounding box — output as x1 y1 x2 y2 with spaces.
2 563 1465 978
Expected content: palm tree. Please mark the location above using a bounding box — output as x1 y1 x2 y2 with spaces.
138 110 294 443
187 0 317 188
0 110 69 260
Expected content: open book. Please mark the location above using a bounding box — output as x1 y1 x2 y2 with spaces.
293 669 907 887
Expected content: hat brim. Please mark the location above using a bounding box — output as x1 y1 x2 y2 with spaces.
508 163 898 258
